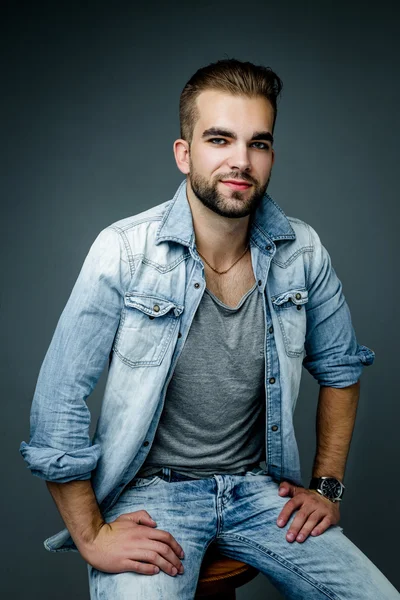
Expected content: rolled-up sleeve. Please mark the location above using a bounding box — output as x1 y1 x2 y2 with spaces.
302 225 375 387
19 225 131 482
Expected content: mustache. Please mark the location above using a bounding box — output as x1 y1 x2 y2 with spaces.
218 174 256 184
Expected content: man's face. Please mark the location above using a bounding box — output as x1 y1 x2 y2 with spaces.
187 90 275 219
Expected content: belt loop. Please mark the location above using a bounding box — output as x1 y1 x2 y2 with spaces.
162 467 171 482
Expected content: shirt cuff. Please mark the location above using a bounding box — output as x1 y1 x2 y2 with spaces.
303 343 375 387
19 442 101 483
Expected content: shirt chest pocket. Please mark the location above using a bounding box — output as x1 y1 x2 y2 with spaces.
114 292 184 367
271 289 308 357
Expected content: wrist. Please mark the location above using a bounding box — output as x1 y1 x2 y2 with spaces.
78 516 107 548
309 476 345 503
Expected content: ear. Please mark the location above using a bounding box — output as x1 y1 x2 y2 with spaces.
173 139 190 175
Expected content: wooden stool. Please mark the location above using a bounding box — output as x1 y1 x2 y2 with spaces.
195 543 259 598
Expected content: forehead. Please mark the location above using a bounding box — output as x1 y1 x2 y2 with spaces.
193 90 274 136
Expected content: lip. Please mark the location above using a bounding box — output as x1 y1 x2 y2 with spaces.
221 180 252 190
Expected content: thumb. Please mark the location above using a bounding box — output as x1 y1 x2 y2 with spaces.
116 510 157 526
278 481 296 497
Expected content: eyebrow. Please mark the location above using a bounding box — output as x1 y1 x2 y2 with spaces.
201 127 274 144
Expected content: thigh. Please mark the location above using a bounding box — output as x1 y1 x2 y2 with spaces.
217 473 399 599
87 475 217 600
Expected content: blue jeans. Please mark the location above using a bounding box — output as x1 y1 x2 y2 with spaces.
87 467 399 599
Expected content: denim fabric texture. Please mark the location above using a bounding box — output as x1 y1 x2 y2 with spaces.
19 178 375 553
87 468 398 599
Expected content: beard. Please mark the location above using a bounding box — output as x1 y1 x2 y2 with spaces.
188 159 271 219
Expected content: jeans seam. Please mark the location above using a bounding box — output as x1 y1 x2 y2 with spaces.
219 533 341 600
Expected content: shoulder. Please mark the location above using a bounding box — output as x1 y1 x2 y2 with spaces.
91 198 174 258
106 199 172 234
271 215 324 270
286 216 322 249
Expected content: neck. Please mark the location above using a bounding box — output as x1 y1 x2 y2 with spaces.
186 178 251 270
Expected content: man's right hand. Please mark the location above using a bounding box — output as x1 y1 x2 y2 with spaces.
80 509 185 577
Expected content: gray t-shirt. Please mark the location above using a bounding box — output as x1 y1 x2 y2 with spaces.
136 281 266 479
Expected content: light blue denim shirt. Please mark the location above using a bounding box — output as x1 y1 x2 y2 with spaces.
19 179 375 552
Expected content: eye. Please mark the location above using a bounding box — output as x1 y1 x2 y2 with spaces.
251 141 270 150
208 138 227 145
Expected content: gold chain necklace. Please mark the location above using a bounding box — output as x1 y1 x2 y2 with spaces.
197 243 250 275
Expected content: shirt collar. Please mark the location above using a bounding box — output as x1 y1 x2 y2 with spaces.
155 178 296 249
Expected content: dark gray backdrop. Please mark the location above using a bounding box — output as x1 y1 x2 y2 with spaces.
2 1 399 598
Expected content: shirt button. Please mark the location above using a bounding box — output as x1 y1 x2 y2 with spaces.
269 326 274 334
266 245 272 251
269 377 276 384
143 441 149 446
178 332 182 338
296 305 302 310
295 293 301 300
153 304 160 312
194 283 200 288
149 315 155 320
258 279 262 286
271 425 279 432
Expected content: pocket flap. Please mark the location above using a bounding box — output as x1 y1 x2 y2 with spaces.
271 289 309 307
124 292 184 317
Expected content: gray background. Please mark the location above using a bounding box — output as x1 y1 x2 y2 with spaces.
2 0 399 597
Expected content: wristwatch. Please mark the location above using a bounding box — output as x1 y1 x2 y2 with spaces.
309 477 345 503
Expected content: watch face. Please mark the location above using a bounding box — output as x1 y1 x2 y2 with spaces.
321 478 342 499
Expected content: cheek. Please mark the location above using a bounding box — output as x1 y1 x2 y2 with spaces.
196 150 225 174
256 155 273 177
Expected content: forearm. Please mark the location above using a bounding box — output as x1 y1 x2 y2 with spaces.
46 479 105 550
312 380 360 481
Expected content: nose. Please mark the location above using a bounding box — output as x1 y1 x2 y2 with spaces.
227 142 251 172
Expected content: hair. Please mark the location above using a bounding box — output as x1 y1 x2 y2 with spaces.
179 58 283 145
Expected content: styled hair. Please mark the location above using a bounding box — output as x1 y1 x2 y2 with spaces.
179 58 283 144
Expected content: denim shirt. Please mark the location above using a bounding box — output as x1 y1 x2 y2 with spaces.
19 178 375 552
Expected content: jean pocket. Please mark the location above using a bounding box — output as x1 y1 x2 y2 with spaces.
271 288 308 357
113 291 184 367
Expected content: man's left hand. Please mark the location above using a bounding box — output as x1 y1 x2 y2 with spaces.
276 481 340 543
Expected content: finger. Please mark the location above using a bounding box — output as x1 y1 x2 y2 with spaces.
127 548 182 577
278 482 296 497
123 558 161 575
117 510 157 526
144 539 184 573
286 508 314 542
310 515 333 537
115 514 157 527
276 496 303 527
147 528 185 560
294 511 322 543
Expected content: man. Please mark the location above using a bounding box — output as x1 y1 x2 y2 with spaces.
20 59 399 598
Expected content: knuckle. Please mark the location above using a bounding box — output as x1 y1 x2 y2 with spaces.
135 561 149 573
147 550 158 562
127 559 142 572
159 542 170 555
